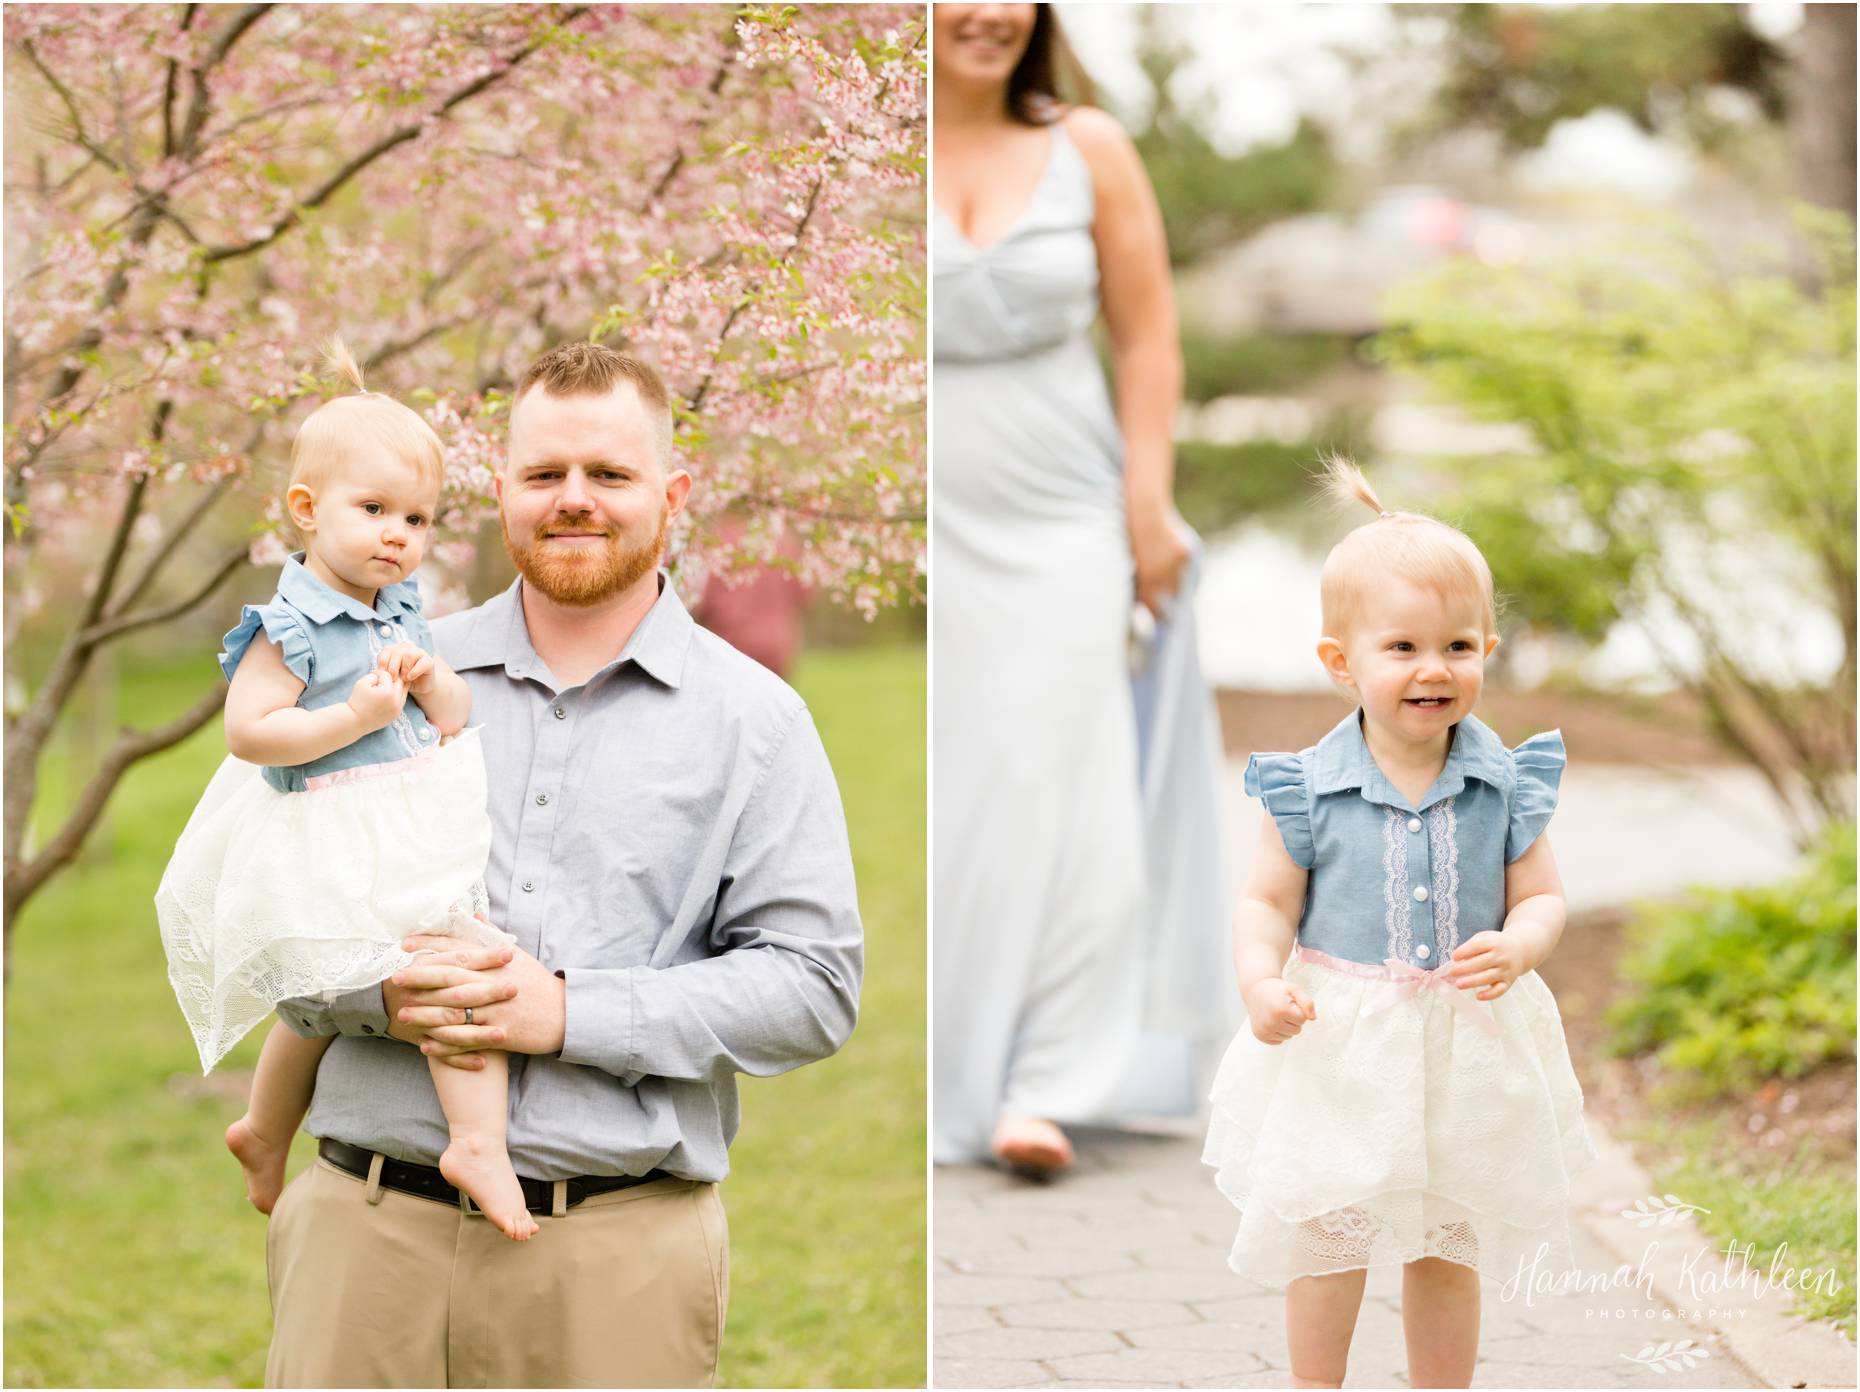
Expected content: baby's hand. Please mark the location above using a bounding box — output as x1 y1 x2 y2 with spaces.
377 642 436 695
347 669 407 732
1242 978 1316 1045
1447 931 1525 1001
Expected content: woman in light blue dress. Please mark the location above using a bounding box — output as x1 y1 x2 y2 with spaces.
932 3 1229 1172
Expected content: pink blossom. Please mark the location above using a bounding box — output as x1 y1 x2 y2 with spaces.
7 4 924 614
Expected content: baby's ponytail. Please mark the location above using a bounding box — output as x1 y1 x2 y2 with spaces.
1319 452 1390 519
322 336 368 395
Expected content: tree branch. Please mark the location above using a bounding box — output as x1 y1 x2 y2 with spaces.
644 33 734 208
3 467 151 883
105 480 229 620
163 5 200 159
686 176 824 414
18 40 121 172
84 545 248 647
6 682 228 913
174 4 272 157
202 8 589 265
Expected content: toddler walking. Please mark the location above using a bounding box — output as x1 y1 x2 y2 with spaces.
1203 459 1597 1388
157 340 538 1240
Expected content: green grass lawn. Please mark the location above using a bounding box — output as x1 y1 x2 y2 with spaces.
4 641 926 1389
1620 1115 1855 1334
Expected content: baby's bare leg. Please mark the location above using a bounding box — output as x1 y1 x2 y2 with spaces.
429 1052 538 1241
226 1021 331 1214
1286 1267 1368 1388
1402 1253 1480 1388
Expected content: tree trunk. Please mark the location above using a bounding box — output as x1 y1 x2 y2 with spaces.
1791 4 1857 214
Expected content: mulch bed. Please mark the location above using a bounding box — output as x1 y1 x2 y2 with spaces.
1538 907 1855 1173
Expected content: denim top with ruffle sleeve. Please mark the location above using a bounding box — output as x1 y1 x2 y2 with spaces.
1245 711 1565 973
218 554 442 793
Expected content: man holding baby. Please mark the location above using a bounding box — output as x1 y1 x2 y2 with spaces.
265 342 863 1389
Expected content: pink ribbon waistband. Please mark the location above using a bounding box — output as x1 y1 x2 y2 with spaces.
1293 944 1501 1036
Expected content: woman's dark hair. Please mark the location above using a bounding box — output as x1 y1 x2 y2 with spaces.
1007 4 1095 126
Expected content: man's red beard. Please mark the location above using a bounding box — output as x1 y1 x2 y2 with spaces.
501 506 669 607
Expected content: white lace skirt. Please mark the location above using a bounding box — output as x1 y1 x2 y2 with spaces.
1203 944 1598 1289
156 727 508 1073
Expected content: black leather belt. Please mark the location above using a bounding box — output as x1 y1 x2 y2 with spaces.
318 1137 672 1215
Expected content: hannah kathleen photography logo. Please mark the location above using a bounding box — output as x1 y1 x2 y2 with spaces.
1494 1193 1846 1372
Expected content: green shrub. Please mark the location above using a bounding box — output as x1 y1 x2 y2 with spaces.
1173 410 1373 536
1606 822 1857 1098
1180 331 1354 402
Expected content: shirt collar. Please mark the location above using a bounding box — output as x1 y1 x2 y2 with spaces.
276 552 423 626
1310 708 1511 812
450 570 693 691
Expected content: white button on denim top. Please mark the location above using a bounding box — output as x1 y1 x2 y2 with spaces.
1245 712 1565 972
218 554 439 792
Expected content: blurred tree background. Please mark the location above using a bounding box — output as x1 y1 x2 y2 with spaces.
1060 0 1856 1336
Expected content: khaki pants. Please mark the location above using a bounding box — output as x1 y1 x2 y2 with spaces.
265 1157 728 1388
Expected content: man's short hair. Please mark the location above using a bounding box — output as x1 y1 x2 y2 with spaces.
512 342 675 467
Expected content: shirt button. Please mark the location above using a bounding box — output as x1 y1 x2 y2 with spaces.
535 793 549 806
1408 817 1422 833
418 726 434 741
1416 944 1431 960
522 880 535 893
553 707 566 720
378 624 392 638
1413 886 1429 902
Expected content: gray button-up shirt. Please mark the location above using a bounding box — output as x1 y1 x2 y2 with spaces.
282 574 863 1181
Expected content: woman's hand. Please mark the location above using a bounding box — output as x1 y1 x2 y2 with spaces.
1129 503 1190 618
1446 931 1527 1001
1242 977 1316 1045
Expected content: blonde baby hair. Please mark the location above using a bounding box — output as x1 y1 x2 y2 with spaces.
286 336 445 501
1317 454 1497 640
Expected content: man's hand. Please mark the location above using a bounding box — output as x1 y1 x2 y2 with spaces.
386 932 566 1069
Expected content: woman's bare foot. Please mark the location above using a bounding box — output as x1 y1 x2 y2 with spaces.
439 1134 539 1241
225 1114 291 1214
992 1113 1073 1178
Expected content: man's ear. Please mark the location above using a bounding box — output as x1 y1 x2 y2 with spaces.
664 467 693 522
492 468 505 505
1317 635 1354 689
285 483 318 534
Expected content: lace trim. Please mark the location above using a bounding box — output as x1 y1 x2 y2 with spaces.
1428 797 1462 957
1382 806 1414 961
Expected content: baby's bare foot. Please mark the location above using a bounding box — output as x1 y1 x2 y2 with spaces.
225 1115 290 1215
440 1134 539 1241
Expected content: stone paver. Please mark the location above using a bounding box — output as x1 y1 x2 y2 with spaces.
934 1122 1773 1389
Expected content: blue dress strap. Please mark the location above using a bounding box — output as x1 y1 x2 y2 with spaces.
219 602 313 685
1245 751 1314 870
1506 729 1566 862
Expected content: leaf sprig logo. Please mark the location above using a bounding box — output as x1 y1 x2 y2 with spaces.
1619 1193 1711 1228
1621 1338 1712 1373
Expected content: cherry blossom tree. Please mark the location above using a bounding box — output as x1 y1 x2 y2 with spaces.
3 3 925 964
